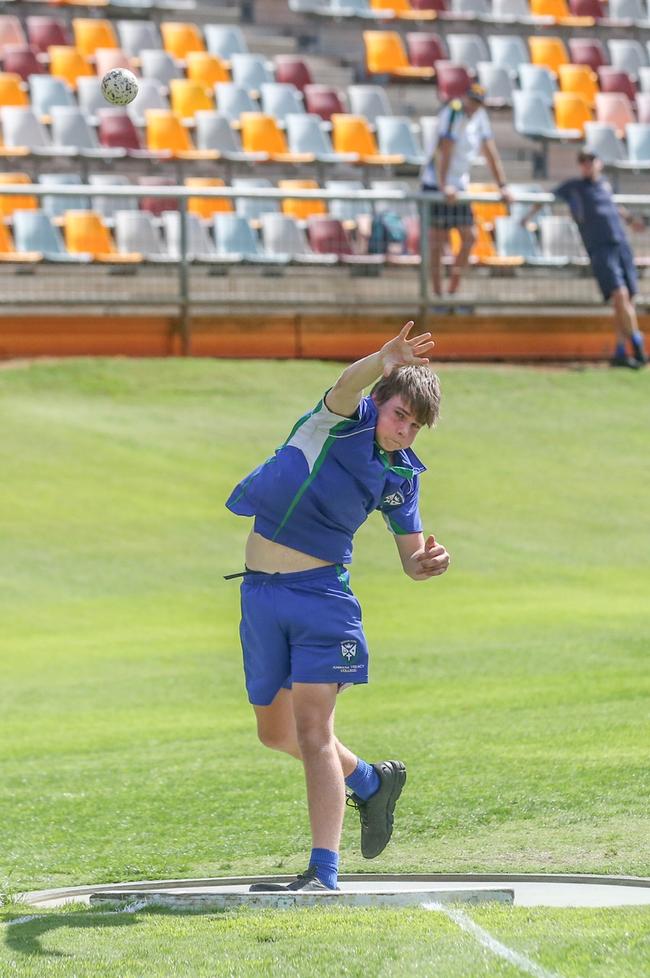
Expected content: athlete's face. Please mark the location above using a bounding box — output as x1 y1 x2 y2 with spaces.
373 394 422 452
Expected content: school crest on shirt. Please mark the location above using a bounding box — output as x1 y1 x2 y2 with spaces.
382 491 404 507
341 640 358 661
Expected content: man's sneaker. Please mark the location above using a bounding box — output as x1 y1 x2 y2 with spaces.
249 866 339 892
610 355 641 369
346 759 406 859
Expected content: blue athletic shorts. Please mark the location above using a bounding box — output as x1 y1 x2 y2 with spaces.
239 564 369 706
590 241 637 302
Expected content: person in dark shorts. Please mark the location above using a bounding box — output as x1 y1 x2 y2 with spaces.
523 149 647 369
420 83 511 296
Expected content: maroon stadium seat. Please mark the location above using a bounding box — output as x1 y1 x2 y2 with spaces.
568 0 604 18
97 108 150 155
406 32 448 69
138 176 179 216
568 38 607 71
25 16 70 55
303 84 345 122
597 67 637 101
410 0 448 12
434 61 472 101
2 46 45 81
307 215 384 265
274 56 313 93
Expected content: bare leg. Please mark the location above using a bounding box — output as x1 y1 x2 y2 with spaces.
254 687 358 777
291 682 344 852
611 286 638 344
428 227 447 297
448 223 476 294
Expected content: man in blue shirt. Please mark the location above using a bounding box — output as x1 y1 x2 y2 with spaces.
226 322 451 892
524 149 646 369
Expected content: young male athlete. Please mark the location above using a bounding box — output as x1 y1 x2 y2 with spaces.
225 322 451 892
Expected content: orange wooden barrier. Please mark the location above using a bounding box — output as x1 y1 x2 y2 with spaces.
1 313 647 361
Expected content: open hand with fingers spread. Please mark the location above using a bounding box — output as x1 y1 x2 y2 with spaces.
380 321 436 378
410 534 451 581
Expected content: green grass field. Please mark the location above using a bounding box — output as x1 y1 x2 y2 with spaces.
1 358 649 977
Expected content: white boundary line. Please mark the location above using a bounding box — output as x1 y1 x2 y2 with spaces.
423 902 567 978
2 900 148 928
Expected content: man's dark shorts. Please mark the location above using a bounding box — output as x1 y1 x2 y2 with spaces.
589 241 637 302
422 189 474 231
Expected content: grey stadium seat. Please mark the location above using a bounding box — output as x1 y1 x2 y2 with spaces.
488 35 530 74
140 49 184 87
29 74 75 119
260 212 335 263
623 122 650 166
114 210 175 261
607 39 647 76
127 78 169 127
232 177 279 221
213 212 287 263
88 174 137 223
214 82 258 121
286 113 358 163
204 25 248 60
375 116 425 165
347 85 392 126
38 172 89 218
194 110 268 161
325 179 372 221
162 211 223 262
1 106 75 156
513 90 580 140
12 208 91 262
446 34 490 73
260 83 304 126
230 54 274 96
583 122 626 164
539 215 589 263
477 62 514 106
117 20 161 58
494 216 567 265
51 105 125 158
518 65 557 104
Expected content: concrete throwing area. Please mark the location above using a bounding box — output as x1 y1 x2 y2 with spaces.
23 873 650 911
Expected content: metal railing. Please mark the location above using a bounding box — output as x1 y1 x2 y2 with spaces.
0 183 648 353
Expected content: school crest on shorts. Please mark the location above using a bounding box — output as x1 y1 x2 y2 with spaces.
383 491 404 507
341 640 358 661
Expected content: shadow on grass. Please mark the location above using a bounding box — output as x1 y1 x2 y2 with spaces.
3 910 144 958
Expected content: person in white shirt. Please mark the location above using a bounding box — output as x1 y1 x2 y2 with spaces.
421 83 511 296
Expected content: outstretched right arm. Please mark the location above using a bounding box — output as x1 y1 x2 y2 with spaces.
324 321 435 418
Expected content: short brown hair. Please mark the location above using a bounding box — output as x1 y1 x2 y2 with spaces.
371 365 441 428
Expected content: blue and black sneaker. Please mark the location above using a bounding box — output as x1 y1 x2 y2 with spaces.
250 866 339 892
346 759 406 859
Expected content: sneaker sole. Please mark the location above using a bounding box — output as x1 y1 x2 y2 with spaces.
363 760 407 860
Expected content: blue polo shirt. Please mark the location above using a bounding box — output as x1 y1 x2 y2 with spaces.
553 177 626 252
225 392 425 564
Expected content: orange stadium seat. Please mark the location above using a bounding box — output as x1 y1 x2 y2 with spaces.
169 79 214 119
0 220 41 262
529 36 569 77
529 0 594 23
185 177 233 219
161 22 205 61
145 109 219 160
467 183 508 229
363 31 435 79
450 223 523 267
279 179 327 220
0 173 36 216
558 64 599 107
331 114 405 165
0 73 29 108
370 0 438 18
48 46 94 89
186 52 230 87
240 112 314 163
553 92 593 133
72 18 118 58
63 210 141 262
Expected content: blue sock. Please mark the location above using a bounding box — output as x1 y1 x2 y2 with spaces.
615 340 626 359
345 757 381 801
309 848 339 890
631 331 645 356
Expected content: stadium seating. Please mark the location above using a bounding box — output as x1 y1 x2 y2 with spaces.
583 120 626 161
0 219 41 263
0 73 29 108
303 84 346 120
63 210 143 262
160 22 205 60
568 38 607 71
279 178 327 219
204 25 248 61
331 113 404 164
38 171 88 217
529 36 569 76
240 112 314 163
170 78 215 119
12 208 86 261
3 49 45 83
185 176 233 219
213 212 286 263
26 16 71 54
72 18 119 58
186 52 229 87
434 61 472 100
558 63 599 106
117 20 161 59
194 111 268 162
0 172 37 217
114 210 174 261
363 31 435 79
285 112 359 163
598 67 636 101
553 91 592 133
274 57 314 93
48 46 94 90
595 92 635 136
146 109 220 160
